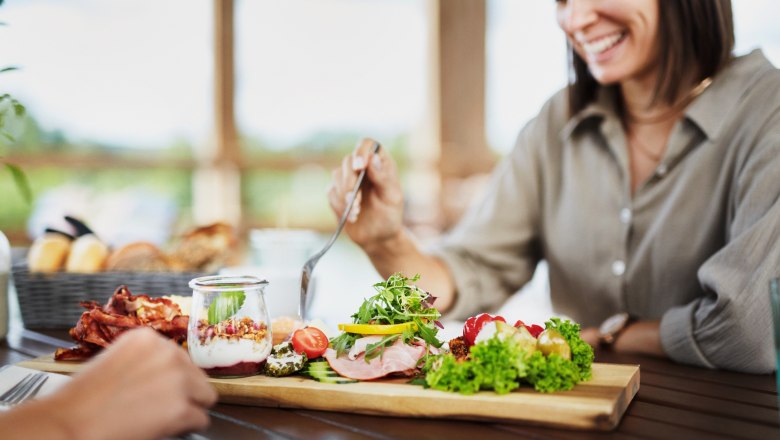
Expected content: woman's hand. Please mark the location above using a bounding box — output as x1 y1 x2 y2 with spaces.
47 327 217 440
328 138 404 250
327 138 457 311
581 321 666 358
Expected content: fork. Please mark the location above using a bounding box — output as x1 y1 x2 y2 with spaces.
298 141 382 321
0 372 49 407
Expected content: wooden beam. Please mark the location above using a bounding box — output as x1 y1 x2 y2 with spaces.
437 0 492 178
430 0 494 229
193 0 242 227
213 0 238 165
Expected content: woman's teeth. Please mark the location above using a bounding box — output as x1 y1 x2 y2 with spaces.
582 33 624 56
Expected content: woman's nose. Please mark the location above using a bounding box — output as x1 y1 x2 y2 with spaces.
558 0 598 34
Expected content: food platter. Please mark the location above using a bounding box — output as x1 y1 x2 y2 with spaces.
19 355 639 430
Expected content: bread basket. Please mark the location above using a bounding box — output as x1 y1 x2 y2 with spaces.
12 263 208 329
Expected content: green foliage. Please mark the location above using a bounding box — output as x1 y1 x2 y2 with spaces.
4 163 31 203
1 86 32 205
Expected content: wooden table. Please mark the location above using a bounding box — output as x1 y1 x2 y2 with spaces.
2 324 778 440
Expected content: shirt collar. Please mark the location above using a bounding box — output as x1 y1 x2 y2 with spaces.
560 86 618 141
685 49 775 142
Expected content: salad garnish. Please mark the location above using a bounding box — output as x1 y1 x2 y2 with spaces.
330 273 443 361
207 290 245 325
423 317 593 394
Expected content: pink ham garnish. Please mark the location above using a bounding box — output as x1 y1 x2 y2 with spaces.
324 338 426 380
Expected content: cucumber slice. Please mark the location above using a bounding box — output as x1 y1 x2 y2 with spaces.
300 361 357 383
305 361 332 371
305 372 358 384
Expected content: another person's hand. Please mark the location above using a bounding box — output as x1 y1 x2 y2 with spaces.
579 327 600 348
328 137 404 250
45 327 217 440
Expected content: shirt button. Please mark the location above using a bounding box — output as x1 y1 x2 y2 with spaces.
656 164 668 177
620 208 632 224
611 260 626 276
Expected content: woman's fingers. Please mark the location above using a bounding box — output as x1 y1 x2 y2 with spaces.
351 137 378 171
348 191 362 223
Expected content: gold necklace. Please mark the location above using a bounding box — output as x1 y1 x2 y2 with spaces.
625 77 713 125
628 131 664 162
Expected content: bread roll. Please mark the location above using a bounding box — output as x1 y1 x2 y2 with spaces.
106 241 169 272
66 234 109 273
168 223 237 272
27 233 72 272
271 316 304 345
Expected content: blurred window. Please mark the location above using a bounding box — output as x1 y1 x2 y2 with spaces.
235 0 427 229
0 0 211 242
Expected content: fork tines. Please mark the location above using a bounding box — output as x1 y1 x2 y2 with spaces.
0 372 49 406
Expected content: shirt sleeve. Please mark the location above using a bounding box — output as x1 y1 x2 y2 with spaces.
660 114 780 373
429 99 556 320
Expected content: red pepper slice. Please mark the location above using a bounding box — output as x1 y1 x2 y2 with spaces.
463 313 506 346
514 320 544 338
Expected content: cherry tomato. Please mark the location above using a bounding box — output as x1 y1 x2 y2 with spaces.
463 313 506 346
514 320 544 338
291 327 329 359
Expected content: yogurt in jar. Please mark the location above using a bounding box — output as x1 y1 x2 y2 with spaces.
188 317 272 377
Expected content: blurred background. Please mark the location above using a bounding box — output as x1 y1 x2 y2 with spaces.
1 0 778 246
1 0 778 328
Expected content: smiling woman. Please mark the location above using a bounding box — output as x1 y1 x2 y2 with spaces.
327 0 780 375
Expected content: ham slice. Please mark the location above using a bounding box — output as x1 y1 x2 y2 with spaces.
324 338 426 380
347 335 383 360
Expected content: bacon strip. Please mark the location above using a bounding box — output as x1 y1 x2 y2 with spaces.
54 285 189 361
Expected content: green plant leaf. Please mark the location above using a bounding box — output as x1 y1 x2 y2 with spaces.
207 290 246 325
12 100 24 117
1 130 14 142
0 66 18 74
4 162 32 204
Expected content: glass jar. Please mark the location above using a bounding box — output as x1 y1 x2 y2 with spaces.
187 275 272 377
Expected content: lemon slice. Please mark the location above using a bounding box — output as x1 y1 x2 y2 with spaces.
337 322 416 335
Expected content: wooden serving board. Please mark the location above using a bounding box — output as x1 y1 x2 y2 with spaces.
19 355 639 430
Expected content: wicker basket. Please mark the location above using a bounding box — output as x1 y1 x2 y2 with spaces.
12 263 207 329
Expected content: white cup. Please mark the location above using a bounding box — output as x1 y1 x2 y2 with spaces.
244 228 321 319
249 228 319 268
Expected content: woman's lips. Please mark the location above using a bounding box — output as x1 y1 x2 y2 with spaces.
578 31 627 62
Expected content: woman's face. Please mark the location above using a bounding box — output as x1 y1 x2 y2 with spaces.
556 0 660 85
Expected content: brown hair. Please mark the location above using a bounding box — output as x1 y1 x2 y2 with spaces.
567 0 735 117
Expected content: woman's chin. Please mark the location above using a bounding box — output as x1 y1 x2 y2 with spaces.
587 68 623 85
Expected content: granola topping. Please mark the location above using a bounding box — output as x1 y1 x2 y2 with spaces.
197 317 268 344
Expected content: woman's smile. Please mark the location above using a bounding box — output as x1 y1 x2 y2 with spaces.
557 0 659 86
577 30 627 63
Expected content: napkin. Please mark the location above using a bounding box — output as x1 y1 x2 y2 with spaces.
0 365 71 411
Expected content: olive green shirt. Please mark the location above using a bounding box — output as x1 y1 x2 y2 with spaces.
434 50 780 373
